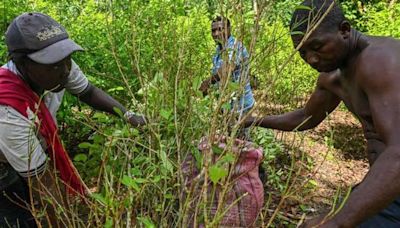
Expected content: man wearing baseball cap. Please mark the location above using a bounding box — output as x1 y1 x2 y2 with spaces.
0 12 146 227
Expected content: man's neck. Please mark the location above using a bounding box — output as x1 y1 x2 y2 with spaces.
350 29 369 51
217 35 233 51
342 29 369 70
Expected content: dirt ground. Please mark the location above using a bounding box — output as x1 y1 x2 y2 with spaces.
300 108 368 208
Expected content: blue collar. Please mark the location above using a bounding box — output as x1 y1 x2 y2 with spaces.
216 36 235 52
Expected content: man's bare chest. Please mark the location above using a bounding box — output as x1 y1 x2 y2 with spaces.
324 72 376 134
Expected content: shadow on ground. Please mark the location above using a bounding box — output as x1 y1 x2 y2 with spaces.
310 122 366 161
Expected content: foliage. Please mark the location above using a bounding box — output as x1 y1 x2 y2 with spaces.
1 0 400 226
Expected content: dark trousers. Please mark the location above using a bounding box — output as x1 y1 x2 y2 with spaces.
0 163 36 228
358 197 400 228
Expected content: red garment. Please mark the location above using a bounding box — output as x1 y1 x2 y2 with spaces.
183 135 264 227
0 68 87 196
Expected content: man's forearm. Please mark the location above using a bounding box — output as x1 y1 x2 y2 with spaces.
210 73 220 84
78 84 126 116
251 109 318 131
331 146 400 227
200 74 221 96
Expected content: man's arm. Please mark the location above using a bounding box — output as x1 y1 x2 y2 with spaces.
326 53 400 227
244 73 341 131
199 73 221 96
78 83 146 126
200 61 236 96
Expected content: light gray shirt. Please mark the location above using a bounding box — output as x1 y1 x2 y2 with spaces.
0 60 89 177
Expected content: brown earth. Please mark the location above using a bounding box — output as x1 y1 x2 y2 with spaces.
294 108 369 210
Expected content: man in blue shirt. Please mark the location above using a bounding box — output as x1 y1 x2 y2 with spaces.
200 16 255 138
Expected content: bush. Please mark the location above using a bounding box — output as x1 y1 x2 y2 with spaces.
1 0 400 226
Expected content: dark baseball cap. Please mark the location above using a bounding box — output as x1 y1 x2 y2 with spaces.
5 12 83 64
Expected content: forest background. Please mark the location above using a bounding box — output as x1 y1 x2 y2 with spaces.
1 0 400 227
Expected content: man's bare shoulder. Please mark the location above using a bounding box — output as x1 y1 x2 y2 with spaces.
356 36 400 88
360 36 398 55
358 36 400 65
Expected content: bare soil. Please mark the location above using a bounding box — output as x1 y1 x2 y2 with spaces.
302 109 368 207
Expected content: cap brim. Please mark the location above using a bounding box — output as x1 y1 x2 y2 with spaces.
27 38 84 64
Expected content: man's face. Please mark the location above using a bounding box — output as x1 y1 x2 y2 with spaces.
292 28 349 72
24 56 71 92
211 21 230 45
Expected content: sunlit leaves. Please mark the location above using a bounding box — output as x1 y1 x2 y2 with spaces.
209 165 228 184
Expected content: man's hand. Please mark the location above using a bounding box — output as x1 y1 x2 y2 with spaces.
200 74 220 96
241 116 256 128
125 111 147 127
199 78 212 96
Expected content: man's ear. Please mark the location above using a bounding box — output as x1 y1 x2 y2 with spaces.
12 55 30 75
339 21 351 39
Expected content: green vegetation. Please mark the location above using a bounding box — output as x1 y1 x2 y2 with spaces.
1 0 399 226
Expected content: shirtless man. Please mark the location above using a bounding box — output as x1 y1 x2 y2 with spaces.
245 0 400 227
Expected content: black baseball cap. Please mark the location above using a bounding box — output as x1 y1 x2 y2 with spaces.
5 12 83 64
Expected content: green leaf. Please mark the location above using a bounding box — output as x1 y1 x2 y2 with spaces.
113 107 124 118
112 129 122 137
131 167 142 176
92 134 103 144
152 175 161 183
307 179 318 187
160 109 172 120
104 219 113 228
136 88 144 96
138 217 156 228
211 145 223 155
221 153 235 164
74 154 88 162
93 113 108 122
91 193 106 205
78 142 92 149
107 86 124 92
295 5 311 10
135 178 148 184
165 193 173 199
228 82 239 91
130 128 140 136
193 149 203 169
121 175 140 192
290 31 304 36
209 165 228 184
300 204 308 212
221 102 231 111
159 149 173 172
